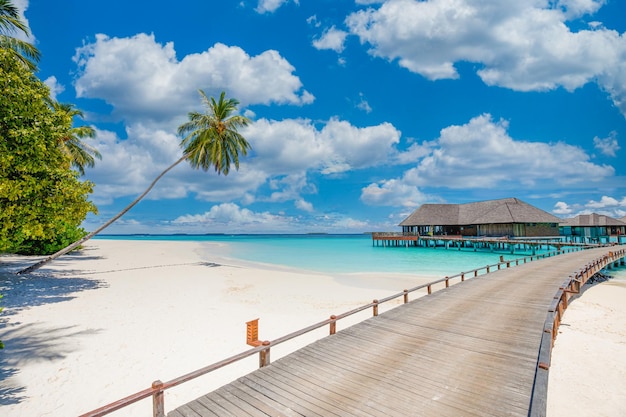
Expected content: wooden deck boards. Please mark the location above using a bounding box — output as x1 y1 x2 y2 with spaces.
168 246 622 417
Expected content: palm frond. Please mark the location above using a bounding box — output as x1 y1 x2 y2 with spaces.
178 90 251 175
0 35 39 69
0 0 28 34
52 101 101 175
0 1 40 69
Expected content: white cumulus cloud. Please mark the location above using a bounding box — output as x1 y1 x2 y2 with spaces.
313 26 348 53
553 201 573 215
586 195 620 209
409 114 614 188
244 117 402 176
361 113 616 206
43 76 64 101
593 131 620 156
361 179 432 207
83 124 264 206
345 0 626 117
255 0 297 14
73 34 313 125
553 194 626 218
84 115 405 213
171 203 300 233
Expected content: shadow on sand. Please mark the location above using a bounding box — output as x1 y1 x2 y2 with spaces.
0 270 106 317
0 249 220 406
0 254 106 406
0 323 101 405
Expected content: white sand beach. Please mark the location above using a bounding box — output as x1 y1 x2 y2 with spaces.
0 239 624 416
0 240 432 417
547 273 626 416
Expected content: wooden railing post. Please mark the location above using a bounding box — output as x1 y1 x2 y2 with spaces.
445 277 449 288
461 272 465 282
403 290 409 304
152 380 165 417
259 341 271 368
427 284 432 294
330 315 337 335
373 300 379 316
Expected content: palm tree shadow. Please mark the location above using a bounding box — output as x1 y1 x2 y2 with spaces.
0 323 101 405
0 271 106 317
0 368 24 405
0 258 106 405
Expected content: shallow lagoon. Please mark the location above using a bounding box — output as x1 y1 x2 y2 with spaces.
95 234 571 277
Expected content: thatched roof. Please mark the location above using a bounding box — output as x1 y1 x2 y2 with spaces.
560 213 626 227
400 198 561 226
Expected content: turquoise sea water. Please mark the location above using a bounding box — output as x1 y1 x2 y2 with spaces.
94 234 580 277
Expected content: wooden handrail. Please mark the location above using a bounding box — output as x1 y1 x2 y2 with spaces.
80 246 617 417
528 247 626 417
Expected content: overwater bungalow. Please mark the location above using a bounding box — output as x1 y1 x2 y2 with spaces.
559 213 626 243
399 198 561 238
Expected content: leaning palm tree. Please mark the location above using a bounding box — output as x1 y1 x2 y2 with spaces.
17 90 251 274
0 0 40 70
52 102 102 175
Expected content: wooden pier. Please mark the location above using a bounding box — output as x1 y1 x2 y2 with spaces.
371 232 595 255
80 246 626 417
163 246 624 417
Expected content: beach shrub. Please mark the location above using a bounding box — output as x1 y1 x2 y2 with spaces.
0 49 97 255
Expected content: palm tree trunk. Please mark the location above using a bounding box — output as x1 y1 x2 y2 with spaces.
17 155 188 275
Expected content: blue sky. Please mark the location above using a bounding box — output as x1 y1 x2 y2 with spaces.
18 0 626 233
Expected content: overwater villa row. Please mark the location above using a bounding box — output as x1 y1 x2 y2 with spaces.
374 198 626 246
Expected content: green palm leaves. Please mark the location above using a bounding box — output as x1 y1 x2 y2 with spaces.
0 0 40 70
1 2 98 175
178 90 251 175
52 102 102 175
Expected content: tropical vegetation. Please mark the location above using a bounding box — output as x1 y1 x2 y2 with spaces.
51 102 101 175
17 90 252 274
0 48 97 255
0 0 40 69
1 1 102 353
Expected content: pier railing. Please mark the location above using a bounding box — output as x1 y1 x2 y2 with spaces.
528 247 626 417
371 232 601 250
79 246 618 417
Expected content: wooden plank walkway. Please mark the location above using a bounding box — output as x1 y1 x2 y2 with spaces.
169 246 624 417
